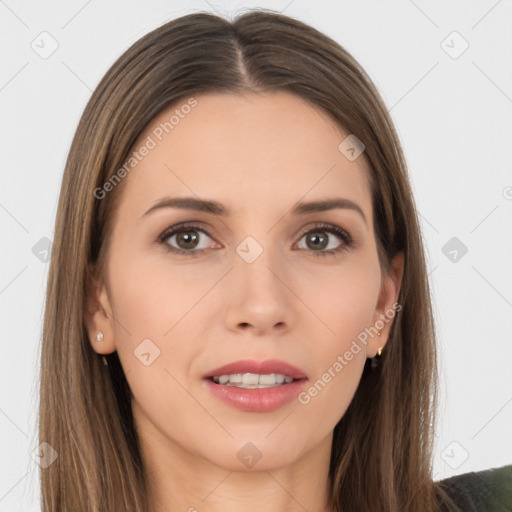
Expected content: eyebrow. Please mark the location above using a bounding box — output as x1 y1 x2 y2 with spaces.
142 196 367 225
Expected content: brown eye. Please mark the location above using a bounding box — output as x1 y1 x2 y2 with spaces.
296 223 353 256
304 231 329 250
159 224 216 254
175 230 200 250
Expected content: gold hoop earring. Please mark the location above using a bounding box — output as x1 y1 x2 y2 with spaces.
370 344 384 371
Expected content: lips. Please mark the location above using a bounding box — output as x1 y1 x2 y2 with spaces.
202 358 308 412
202 358 308 380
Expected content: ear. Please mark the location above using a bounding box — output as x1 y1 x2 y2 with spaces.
367 251 404 357
83 263 116 355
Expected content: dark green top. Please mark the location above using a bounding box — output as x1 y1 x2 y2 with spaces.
437 464 512 511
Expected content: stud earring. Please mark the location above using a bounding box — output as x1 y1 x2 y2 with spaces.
94 332 108 367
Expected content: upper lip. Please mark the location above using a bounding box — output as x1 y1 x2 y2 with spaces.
203 359 308 380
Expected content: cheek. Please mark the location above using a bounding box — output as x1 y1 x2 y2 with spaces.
297 348 366 435
105 250 215 389
106 255 210 443
107 247 217 339
292 315 375 437
293 254 380 417
298 251 381 343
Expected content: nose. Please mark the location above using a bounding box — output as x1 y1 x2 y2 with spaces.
223 248 295 336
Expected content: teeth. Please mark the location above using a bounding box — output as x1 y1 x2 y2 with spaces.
244 373 260 385
211 373 297 388
258 374 277 385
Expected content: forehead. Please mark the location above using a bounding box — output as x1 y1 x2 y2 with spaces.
118 91 373 220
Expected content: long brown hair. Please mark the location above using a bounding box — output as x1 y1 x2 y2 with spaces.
40 9 459 511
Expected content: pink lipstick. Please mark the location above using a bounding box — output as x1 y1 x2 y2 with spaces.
202 358 308 412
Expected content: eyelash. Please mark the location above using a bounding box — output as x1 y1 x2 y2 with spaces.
157 222 354 258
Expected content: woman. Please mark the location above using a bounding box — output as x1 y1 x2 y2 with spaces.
39 9 511 511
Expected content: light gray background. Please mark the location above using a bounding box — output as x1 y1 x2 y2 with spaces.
1 1 511 510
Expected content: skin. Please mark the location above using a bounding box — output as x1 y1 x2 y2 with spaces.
85 90 404 512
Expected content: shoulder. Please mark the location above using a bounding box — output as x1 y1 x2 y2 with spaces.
436 464 512 511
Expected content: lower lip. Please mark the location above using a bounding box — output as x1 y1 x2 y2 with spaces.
203 378 308 412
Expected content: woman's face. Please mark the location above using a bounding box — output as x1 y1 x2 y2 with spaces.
86 90 402 473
